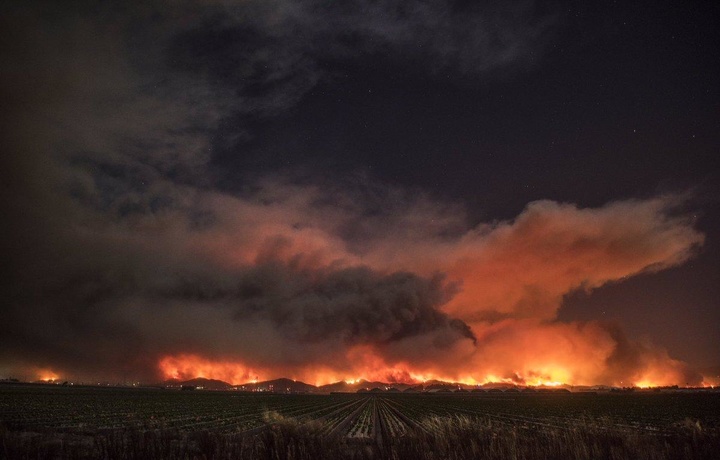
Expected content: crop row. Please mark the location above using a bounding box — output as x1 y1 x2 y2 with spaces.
3 386 719 444
380 393 720 435
0 387 365 434
345 397 374 439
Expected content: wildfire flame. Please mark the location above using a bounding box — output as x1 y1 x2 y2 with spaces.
157 351 703 389
634 380 660 389
157 353 573 387
37 369 59 382
159 355 262 384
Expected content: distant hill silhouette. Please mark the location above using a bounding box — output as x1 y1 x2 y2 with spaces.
158 375 581 393
319 379 412 393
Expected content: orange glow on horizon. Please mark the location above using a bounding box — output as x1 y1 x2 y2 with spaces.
701 374 720 388
36 369 59 382
634 380 660 389
159 355 264 385
158 353 582 387
157 349 695 389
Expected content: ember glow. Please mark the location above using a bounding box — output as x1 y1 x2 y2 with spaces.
157 331 698 388
37 370 60 382
158 350 449 387
158 351 695 388
156 352 690 388
159 355 263 385
634 381 658 389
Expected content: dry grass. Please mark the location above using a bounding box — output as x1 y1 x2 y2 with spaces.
388 415 720 460
2 414 719 460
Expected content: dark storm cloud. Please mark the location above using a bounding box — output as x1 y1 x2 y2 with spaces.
136 253 474 349
0 228 475 381
167 0 554 111
1 0 556 218
225 265 473 345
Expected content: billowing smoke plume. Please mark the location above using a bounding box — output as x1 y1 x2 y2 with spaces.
0 1 708 386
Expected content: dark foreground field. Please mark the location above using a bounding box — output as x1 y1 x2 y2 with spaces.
2 385 719 459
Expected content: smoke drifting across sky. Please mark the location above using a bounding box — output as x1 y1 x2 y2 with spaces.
0 1 716 386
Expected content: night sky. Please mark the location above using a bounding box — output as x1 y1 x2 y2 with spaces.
1 1 719 386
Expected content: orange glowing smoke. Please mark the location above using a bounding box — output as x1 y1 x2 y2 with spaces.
153 194 705 388
31 368 60 382
701 375 720 388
